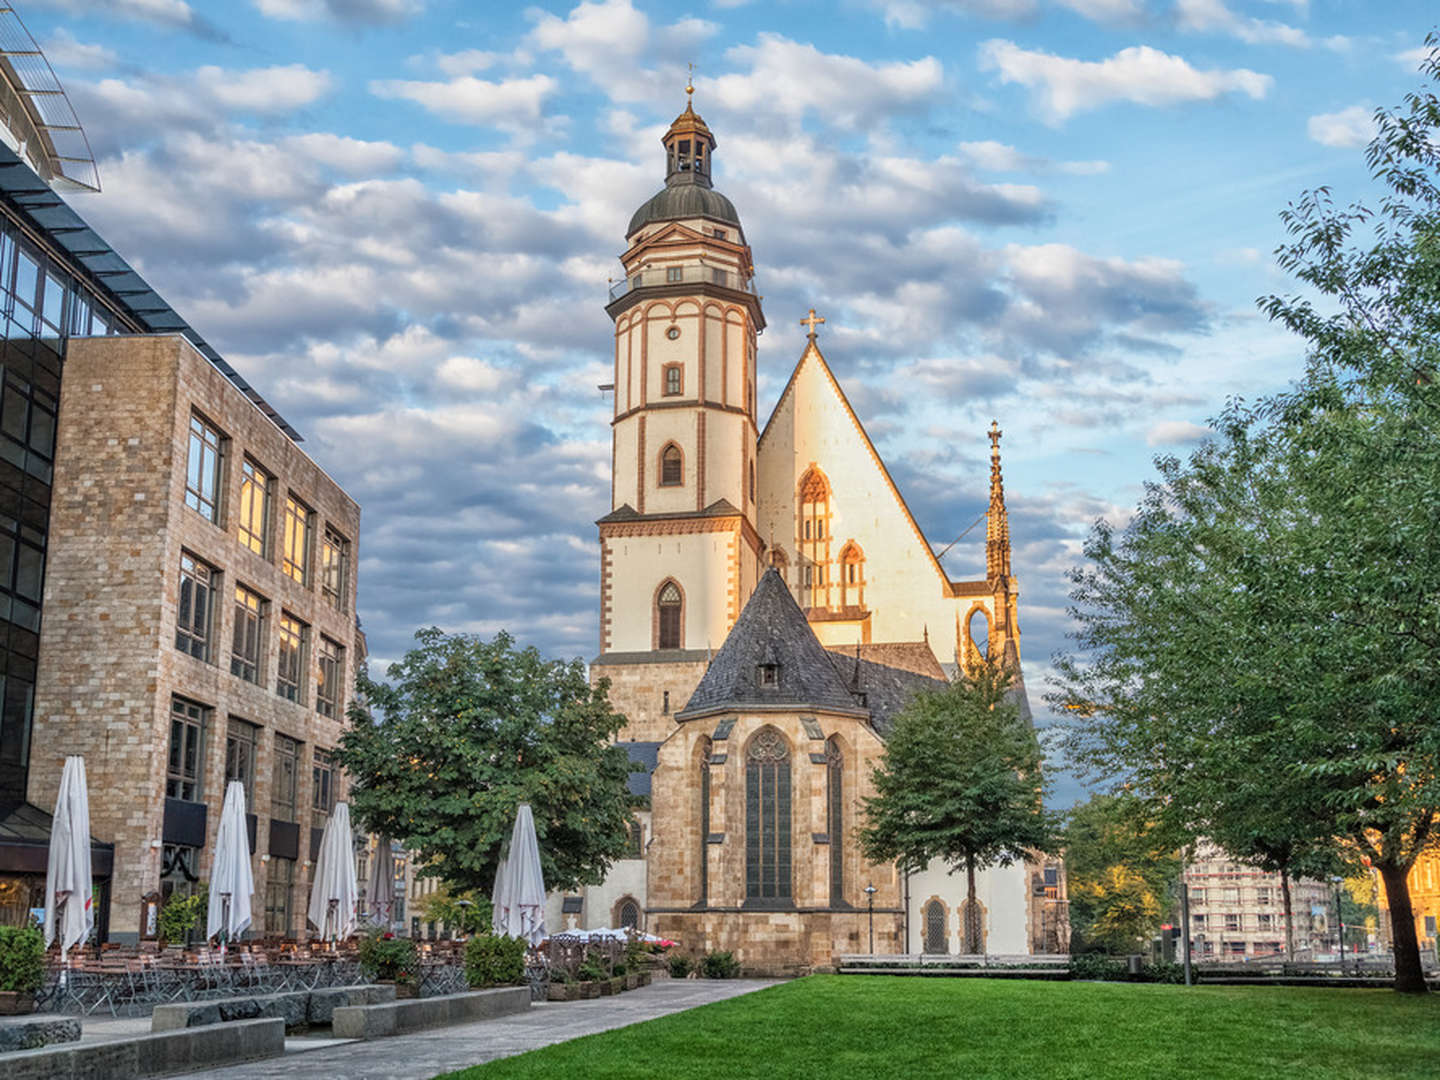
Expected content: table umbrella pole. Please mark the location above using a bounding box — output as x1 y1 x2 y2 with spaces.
220 895 231 958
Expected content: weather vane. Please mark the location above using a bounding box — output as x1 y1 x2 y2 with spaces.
686 62 695 103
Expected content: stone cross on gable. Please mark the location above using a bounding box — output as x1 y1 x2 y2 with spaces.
801 308 825 340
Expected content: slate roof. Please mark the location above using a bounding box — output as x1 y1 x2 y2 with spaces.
597 499 743 526
823 641 946 681
618 741 661 798
627 183 742 237
827 652 947 737
676 568 867 719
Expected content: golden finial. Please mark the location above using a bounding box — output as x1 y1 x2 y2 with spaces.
686 62 695 105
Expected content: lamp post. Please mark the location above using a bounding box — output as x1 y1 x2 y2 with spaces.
1331 876 1345 972
864 883 878 955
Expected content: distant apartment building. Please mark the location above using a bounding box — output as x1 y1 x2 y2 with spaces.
0 12 362 943
1184 843 1332 959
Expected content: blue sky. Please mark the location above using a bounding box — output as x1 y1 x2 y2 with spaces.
16 0 1436 804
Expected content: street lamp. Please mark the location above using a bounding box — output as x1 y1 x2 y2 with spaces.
864 883 878 954
1331 876 1345 972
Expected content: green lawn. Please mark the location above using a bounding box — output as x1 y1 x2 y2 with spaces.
440 975 1440 1080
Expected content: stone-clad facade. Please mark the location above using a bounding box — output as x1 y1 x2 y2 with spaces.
27 335 360 943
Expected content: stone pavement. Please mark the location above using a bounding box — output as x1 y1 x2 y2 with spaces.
184 977 776 1080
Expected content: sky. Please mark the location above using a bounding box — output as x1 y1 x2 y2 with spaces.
12 0 1434 805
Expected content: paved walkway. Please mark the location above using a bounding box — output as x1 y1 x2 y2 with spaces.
184 978 775 1080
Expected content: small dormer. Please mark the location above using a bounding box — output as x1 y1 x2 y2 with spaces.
757 642 781 689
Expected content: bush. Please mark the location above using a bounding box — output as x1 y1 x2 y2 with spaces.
668 953 695 979
158 886 208 946
0 925 44 993
1143 960 1188 985
465 934 526 988
358 930 418 982
701 950 741 979
1068 953 1128 981
577 954 610 982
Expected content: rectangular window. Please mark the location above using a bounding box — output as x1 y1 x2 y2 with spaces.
320 529 349 613
263 856 293 937
167 696 208 802
276 612 307 703
316 636 343 719
224 717 258 802
184 413 224 523
282 495 312 585
1224 913 1240 932
176 552 216 662
1257 913 1273 930
1426 915 1437 937
312 747 335 824
272 734 299 821
1256 888 1270 904
666 266 683 283
237 458 272 557
664 365 682 396
230 585 265 684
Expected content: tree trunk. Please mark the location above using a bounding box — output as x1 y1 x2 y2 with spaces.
1378 861 1428 994
965 854 981 955
1280 869 1295 962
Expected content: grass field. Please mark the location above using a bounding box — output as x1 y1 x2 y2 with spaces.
440 975 1440 1080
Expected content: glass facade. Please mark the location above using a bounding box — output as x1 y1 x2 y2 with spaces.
0 208 125 802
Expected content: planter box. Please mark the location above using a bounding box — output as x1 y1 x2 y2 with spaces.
623 974 639 991
0 990 37 1015
547 983 576 1002
578 980 601 999
637 972 652 987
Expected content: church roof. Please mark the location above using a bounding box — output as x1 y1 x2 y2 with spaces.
830 654 947 737
597 498 743 525
627 183 742 238
676 568 868 720
617 741 661 798
823 641 946 681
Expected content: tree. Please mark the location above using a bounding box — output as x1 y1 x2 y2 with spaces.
416 883 493 937
337 628 636 899
1064 794 1180 955
861 663 1058 953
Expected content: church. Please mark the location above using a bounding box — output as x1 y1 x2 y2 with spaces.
545 90 1068 973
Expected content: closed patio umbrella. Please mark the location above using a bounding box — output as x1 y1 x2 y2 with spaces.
492 804 546 946
206 781 254 954
307 802 359 943
44 756 93 964
366 836 396 929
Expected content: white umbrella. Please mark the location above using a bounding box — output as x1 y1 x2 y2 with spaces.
491 803 546 946
489 844 510 936
43 756 93 964
366 836 396 929
307 802 359 943
206 781 254 953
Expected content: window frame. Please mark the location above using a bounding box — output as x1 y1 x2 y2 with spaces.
656 580 683 650
281 494 313 586
744 726 792 905
316 635 343 719
276 612 308 703
312 747 336 825
175 552 216 662
230 584 265 684
236 457 272 557
320 528 350 613
166 696 208 802
272 733 300 821
224 716 258 803
659 443 683 487
184 412 225 524
662 363 683 397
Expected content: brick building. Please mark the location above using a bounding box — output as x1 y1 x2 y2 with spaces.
0 13 361 943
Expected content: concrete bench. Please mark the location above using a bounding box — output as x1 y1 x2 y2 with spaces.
332 986 530 1040
0 1014 81 1053
150 984 395 1033
3 1016 282 1079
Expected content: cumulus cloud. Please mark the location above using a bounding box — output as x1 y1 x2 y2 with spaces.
42 28 118 71
369 74 557 128
1174 0 1310 47
194 65 333 111
980 40 1273 123
958 140 1109 175
29 0 228 39
869 0 1141 28
1307 104 1375 148
1146 419 1212 445
1395 45 1431 70
253 0 423 21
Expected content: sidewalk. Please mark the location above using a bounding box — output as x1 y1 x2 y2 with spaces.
183 977 776 1080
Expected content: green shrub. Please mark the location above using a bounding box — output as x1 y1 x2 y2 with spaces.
1142 960 1188 985
358 930 419 981
1068 953 1128 981
465 934 527 988
158 886 208 946
701 950 741 979
668 953 695 979
577 954 610 982
0 925 44 993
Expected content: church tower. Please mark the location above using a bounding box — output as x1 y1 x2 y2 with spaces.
595 87 767 739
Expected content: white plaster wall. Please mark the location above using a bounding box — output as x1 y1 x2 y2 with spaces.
605 531 736 653
907 858 1031 955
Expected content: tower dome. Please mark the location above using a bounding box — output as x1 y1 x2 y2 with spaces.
626 91 744 239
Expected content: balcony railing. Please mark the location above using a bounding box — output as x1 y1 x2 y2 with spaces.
609 263 757 301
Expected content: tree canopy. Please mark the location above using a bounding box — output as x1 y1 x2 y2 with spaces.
1064 794 1180 955
861 663 1057 952
337 628 635 899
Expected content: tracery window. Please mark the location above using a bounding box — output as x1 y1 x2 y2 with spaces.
745 727 791 903
660 444 683 487
656 581 682 649
840 542 865 608
798 467 831 608
827 737 844 907
698 737 711 905
924 899 947 955
617 898 641 930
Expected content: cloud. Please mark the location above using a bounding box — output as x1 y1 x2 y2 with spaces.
1395 45 1431 70
1146 419 1212 445
431 50 501 77
29 0 228 40
41 28 118 71
1174 0 1310 47
1306 104 1375 149
253 0 423 21
868 0 1141 28
980 40 1273 123
283 133 405 174
958 140 1109 175
369 74 557 128
194 65 333 112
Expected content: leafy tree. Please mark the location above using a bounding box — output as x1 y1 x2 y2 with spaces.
416 883 493 937
338 628 635 898
861 663 1058 953
1064 794 1180 954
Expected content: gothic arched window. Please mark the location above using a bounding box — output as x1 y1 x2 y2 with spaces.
698 736 712 906
626 818 643 859
656 581 682 649
840 542 864 608
616 897 641 930
826 737 844 907
745 727 792 903
798 467 831 609
660 444 683 487
924 899 947 955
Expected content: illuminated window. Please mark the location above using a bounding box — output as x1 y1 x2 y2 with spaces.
321 529 349 612
317 636 344 719
282 495 312 585
237 458 271 556
276 612 307 703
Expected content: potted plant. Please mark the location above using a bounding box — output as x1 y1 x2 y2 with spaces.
547 969 576 1002
156 887 208 950
358 929 419 995
463 933 525 989
0 925 43 1014
576 954 607 998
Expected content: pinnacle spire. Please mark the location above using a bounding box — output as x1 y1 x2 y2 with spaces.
986 420 1011 583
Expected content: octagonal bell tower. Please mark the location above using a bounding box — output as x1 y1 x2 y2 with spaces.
596 86 767 728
